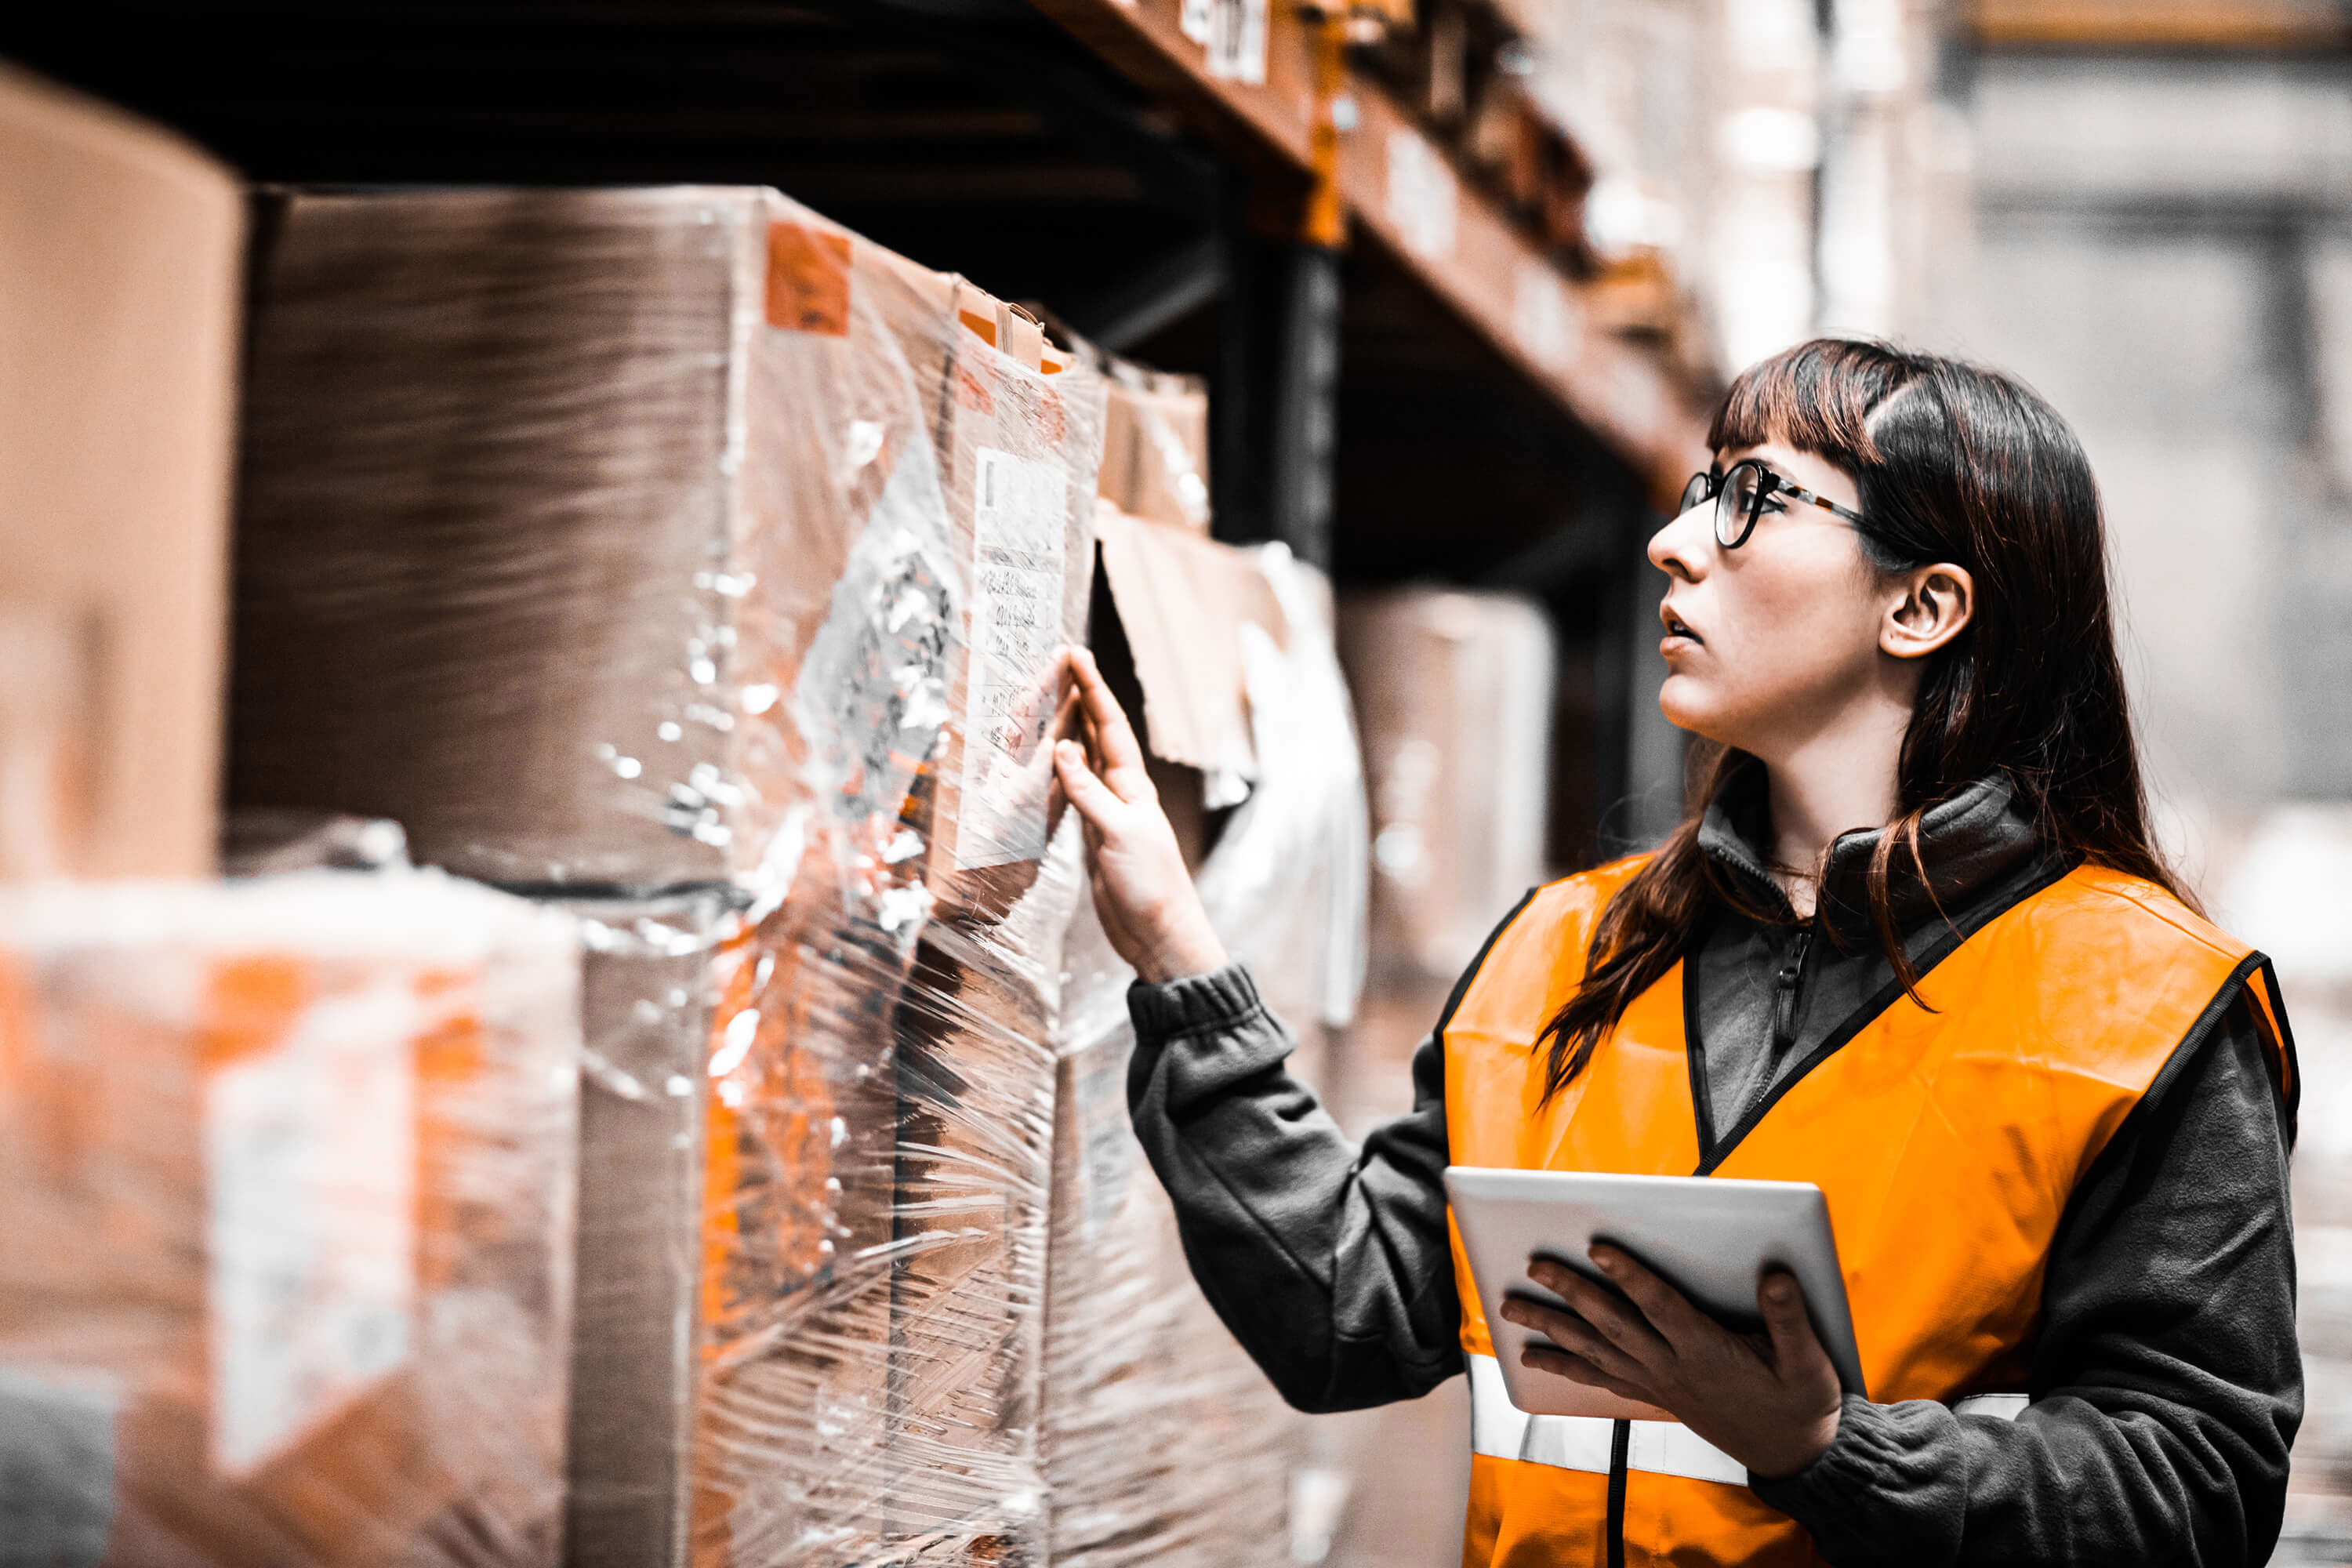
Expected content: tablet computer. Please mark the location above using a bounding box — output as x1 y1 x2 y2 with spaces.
1443 1166 1867 1422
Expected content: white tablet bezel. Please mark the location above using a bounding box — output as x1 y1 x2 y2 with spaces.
1443 1166 1868 1422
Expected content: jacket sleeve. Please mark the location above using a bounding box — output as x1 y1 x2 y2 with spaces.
1123 962 1464 1413
1751 994 2302 1567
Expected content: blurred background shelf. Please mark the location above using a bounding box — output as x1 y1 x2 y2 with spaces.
3 0 1702 861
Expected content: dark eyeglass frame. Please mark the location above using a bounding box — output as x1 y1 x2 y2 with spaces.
1679 459 1868 550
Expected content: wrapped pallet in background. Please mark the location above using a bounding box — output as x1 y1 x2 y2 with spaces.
1317 587 1557 1568
0 872 580 1566
0 65 241 882
1335 589 1555 1125
1044 528 1371 1566
229 186 1103 1566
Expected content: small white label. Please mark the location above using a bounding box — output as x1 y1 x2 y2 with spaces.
958 448 1069 869
1179 0 1214 42
1512 262 1583 373
1206 0 1269 84
205 984 417 1477
1386 131 1460 262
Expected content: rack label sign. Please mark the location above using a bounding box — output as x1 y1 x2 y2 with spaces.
1204 0 1268 85
1512 263 1583 372
1386 131 1459 263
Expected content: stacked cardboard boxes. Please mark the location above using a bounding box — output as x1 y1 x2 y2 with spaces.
0 872 583 1566
230 187 1102 1566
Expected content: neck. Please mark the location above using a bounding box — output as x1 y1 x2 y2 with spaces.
1759 695 1911 916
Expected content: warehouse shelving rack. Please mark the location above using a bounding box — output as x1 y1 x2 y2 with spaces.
4 0 1703 861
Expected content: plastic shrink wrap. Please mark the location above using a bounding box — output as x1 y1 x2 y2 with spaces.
0 64 241 881
1044 511 1372 1566
0 871 581 1566
228 186 1103 1566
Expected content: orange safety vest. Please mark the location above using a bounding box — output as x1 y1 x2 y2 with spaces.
1444 857 2295 1568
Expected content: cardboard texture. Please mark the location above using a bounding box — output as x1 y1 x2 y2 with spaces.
0 65 240 881
1338 589 1555 988
0 873 581 1567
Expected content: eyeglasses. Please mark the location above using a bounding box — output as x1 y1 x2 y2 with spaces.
1679 459 1867 550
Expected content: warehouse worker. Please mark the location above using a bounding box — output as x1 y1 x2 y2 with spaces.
1052 338 2301 1568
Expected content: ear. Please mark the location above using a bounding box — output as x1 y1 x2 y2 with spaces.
1881 563 1973 659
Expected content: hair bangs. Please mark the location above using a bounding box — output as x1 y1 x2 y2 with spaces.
1706 339 1920 470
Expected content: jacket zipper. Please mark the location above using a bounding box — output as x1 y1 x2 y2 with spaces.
1733 924 1816 1129
1770 927 1813 1054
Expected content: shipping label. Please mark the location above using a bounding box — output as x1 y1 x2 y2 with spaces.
204 983 417 1477
956 447 1069 869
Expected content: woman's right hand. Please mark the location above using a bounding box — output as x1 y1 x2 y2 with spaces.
1052 647 1230 985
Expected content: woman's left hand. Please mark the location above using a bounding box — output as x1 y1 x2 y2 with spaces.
1496 1245 1845 1479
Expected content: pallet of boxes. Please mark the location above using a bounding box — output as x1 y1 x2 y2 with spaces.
227 183 1107 1567
0 67 584 1567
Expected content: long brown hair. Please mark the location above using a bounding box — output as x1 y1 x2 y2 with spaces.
1537 339 2192 1100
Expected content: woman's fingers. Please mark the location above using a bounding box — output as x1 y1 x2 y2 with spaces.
1519 1342 1653 1405
1529 1260 1670 1365
1592 1246 1712 1344
1055 739 1125 833
1065 647 1152 797
1499 1296 1646 1386
1757 1271 1834 1380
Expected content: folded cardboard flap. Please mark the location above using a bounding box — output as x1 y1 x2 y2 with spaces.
1098 372 1210 535
1091 504 1283 786
0 64 241 880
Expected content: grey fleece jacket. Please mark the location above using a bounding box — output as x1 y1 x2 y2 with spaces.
1123 773 2301 1566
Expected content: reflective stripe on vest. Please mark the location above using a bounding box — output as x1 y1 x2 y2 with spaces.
1443 860 2295 1568
1466 1352 2027 1485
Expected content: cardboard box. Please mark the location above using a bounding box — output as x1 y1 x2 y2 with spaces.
1338 589 1555 987
0 872 580 1566
558 893 724 1568
0 66 241 880
880 825 1087 1562
232 187 1101 904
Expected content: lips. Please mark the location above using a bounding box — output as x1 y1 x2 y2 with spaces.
1660 604 1702 645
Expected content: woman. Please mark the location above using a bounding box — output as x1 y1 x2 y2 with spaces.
1052 339 2302 1567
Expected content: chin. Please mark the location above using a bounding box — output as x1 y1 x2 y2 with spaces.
1657 677 1738 750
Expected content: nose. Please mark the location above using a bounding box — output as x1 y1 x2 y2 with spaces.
1648 501 1711 582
